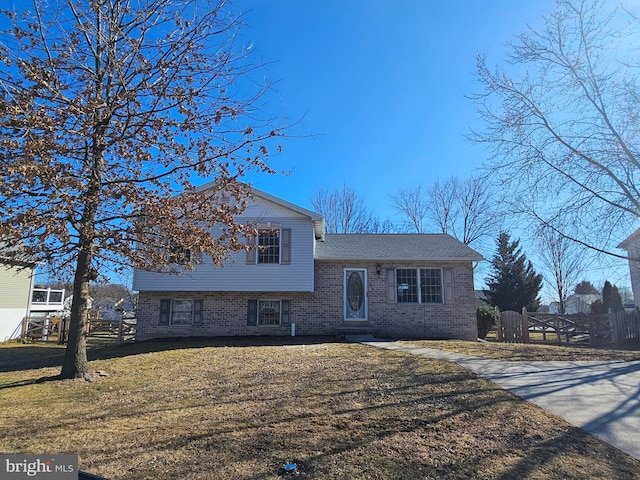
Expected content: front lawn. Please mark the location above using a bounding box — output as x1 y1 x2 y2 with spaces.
1 338 639 479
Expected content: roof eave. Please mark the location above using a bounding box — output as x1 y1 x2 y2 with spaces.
315 256 485 262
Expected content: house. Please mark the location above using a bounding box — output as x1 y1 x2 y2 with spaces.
0 243 36 342
618 229 640 307
133 186 484 341
549 294 601 314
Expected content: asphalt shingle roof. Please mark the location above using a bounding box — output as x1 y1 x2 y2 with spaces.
314 234 484 262
0 238 38 266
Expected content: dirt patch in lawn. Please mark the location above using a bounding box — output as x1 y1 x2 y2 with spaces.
407 339 640 362
1 338 639 479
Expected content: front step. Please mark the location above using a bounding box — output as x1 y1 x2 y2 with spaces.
336 323 378 336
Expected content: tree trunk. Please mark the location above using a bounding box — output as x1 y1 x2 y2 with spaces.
60 247 92 379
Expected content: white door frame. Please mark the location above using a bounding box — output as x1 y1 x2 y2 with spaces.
344 268 368 321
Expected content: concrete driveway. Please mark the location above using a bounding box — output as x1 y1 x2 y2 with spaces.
356 339 640 461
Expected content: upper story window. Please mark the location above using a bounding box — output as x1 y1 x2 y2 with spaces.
257 229 280 264
246 227 291 265
169 243 192 265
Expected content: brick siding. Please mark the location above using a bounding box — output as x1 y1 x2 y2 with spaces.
136 260 478 341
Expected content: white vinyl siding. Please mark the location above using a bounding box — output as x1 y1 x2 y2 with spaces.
133 195 316 292
0 265 33 309
0 264 33 341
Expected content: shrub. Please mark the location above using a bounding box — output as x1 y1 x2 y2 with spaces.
477 305 496 339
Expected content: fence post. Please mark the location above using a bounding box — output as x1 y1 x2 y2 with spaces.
607 309 617 346
610 310 620 346
117 315 124 344
21 316 28 339
57 317 64 345
496 307 502 341
521 307 529 343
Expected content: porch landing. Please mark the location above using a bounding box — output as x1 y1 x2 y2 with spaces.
336 323 378 336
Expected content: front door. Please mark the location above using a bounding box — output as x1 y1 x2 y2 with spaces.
344 268 367 320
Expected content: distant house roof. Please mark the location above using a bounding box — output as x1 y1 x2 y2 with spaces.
314 234 484 262
0 238 38 267
475 290 490 304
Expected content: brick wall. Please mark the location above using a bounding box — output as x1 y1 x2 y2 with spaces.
136 260 478 341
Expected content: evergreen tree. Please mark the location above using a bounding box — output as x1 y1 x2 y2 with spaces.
485 232 543 312
602 281 625 313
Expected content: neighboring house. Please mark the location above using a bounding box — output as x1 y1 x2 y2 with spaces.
133 186 484 341
619 229 640 307
0 243 36 342
475 290 490 308
549 294 601 314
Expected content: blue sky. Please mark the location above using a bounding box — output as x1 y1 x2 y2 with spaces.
225 0 633 296
233 0 550 216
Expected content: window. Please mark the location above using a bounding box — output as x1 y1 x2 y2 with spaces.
395 268 443 304
246 228 291 265
421 268 443 303
396 269 418 303
247 299 291 326
258 229 280 264
168 242 191 265
258 300 281 325
159 299 203 325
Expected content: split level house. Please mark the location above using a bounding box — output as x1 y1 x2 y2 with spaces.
133 185 484 341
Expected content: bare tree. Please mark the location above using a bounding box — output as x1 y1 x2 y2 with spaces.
536 226 587 313
427 177 459 236
389 183 429 233
472 0 640 258
0 1 285 379
392 175 499 247
311 184 392 233
453 175 498 246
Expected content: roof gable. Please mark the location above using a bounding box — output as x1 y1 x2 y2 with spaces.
195 182 324 239
619 228 640 249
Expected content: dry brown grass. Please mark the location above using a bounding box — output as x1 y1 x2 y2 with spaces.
1 337 639 479
408 338 640 362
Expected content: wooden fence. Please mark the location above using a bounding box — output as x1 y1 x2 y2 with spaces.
497 308 640 347
496 310 529 343
611 310 640 346
22 314 136 344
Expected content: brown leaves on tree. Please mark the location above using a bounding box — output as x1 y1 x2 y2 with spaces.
0 0 286 378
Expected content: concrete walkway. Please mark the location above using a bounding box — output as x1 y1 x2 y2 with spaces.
353 337 640 461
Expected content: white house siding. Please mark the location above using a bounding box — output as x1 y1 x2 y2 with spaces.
0 265 33 341
133 203 317 292
625 243 640 306
136 260 478 341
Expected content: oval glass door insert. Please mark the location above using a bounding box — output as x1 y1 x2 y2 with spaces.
347 271 364 311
